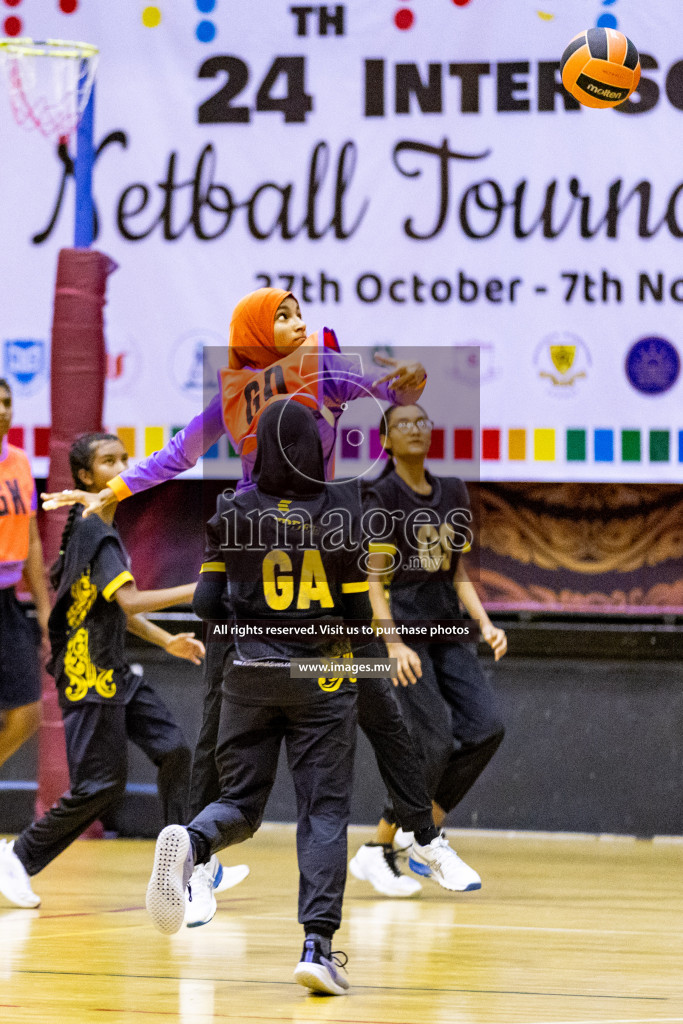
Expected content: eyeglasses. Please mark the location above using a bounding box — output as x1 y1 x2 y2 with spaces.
390 418 434 433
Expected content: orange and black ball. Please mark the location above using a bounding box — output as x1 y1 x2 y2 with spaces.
561 27 641 109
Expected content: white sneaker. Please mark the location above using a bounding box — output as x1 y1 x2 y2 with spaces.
349 843 422 897
214 860 250 894
0 840 41 909
146 825 193 934
409 832 482 892
184 860 217 928
393 828 414 854
184 855 250 927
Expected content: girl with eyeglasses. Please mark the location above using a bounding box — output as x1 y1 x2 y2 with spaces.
349 404 507 895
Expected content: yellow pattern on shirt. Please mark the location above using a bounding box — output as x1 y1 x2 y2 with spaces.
67 572 97 628
63 628 116 701
63 573 116 701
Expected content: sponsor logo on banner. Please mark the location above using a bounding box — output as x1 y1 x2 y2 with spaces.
106 338 142 393
169 330 226 398
534 333 591 397
625 337 680 396
449 344 499 386
2 339 47 397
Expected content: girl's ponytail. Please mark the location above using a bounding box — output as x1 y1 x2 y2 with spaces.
49 505 80 590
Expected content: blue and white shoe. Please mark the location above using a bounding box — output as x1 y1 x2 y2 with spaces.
185 855 250 927
409 831 482 892
293 938 350 996
214 859 250 894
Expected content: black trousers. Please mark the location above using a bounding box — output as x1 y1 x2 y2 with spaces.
187 663 357 935
357 674 433 832
386 643 505 818
189 641 434 835
15 679 191 876
188 640 228 818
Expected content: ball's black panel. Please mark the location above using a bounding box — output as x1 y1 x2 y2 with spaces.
586 27 608 61
624 36 640 70
560 33 587 75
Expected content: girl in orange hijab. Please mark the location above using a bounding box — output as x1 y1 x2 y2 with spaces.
48 286 427 506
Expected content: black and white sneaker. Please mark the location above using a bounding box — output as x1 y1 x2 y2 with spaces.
293 938 350 996
349 842 422 897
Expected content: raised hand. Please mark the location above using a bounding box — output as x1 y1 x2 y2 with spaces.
372 354 427 393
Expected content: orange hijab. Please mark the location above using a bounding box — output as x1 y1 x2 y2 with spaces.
228 287 292 370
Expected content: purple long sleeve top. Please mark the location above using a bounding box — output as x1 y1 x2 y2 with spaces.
111 346 425 498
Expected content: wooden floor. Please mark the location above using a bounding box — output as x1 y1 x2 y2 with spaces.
1 826 682 1024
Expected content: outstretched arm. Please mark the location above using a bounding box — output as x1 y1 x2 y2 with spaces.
42 485 118 517
322 350 426 410
126 614 204 664
113 580 197 617
42 393 226 517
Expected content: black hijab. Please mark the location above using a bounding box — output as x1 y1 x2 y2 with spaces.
253 400 326 499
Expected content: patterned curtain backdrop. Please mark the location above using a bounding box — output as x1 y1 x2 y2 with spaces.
105 480 683 616
474 483 683 613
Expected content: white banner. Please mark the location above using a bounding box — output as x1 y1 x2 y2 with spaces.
1 0 681 482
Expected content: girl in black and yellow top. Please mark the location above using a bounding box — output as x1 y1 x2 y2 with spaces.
147 402 371 996
350 403 507 894
0 433 204 911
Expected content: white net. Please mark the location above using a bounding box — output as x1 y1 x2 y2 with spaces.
0 38 98 143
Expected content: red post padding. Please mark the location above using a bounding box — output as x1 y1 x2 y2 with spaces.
36 248 118 820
